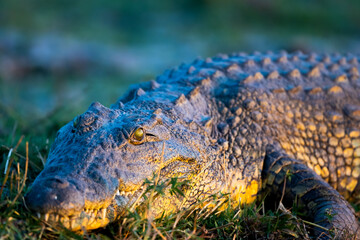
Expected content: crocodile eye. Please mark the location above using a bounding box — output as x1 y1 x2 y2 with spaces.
134 128 144 140
131 127 145 143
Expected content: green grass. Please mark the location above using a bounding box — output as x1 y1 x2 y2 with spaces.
0 131 355 239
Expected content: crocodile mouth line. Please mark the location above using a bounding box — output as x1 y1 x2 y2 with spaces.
37 207 109 230
37 186 145 231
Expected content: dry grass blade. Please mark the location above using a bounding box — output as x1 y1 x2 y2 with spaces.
195 199 217 218
171 210 186 235
128 187 148 213
11 141 29 204
0 135 24 198
203 197 227 219
4 148 13 175
184 213 198 240
232 208 242 219
150 221 166 240
301 220 329 231
277 169 288 213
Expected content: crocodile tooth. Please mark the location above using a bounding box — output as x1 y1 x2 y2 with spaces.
61 217 70 228
116 190 120 196
44 213 49 221
101 208 106 220
82 216 89 227
48 213 55 221
69 217 75 229
93 210 98 217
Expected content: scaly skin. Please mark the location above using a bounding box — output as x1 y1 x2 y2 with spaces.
25 51 360 238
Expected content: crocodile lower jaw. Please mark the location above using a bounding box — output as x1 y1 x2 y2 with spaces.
37 207 111 231
37 186 145 231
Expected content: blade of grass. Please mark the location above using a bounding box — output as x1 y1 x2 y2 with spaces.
150 221 166 240
0 135 24 199
11 141 29 204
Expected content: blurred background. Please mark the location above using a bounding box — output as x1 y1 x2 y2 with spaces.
1 0 360 140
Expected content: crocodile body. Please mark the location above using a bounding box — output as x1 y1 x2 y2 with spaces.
26 51 360 238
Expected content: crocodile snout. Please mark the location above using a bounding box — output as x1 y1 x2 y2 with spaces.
25 176 85 217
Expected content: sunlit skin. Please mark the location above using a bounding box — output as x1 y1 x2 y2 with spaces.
26 52 360 237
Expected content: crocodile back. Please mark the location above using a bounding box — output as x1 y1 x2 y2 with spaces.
171 52 360 201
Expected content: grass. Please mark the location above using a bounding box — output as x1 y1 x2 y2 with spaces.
1 130 356 239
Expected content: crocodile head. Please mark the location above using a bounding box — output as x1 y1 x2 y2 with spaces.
25 88 219 231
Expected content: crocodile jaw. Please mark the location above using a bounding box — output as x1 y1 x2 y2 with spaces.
35 187 145 231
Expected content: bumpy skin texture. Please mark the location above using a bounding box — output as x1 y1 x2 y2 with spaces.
26 51 360 238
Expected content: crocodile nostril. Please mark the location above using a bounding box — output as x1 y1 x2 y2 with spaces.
51 177 70 189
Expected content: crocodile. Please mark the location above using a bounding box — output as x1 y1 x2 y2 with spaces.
25 51 360 238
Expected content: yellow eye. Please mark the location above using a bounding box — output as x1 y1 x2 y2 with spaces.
133 128 144 141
